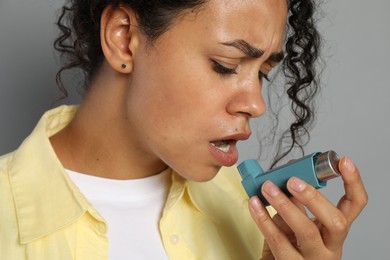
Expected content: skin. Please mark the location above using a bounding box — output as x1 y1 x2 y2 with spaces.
51 0 286 181
50 0 368 258
250 157 368 259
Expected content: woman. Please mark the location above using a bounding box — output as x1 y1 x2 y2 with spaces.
0 0 367 259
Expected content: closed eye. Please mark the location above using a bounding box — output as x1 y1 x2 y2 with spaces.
212 59 272 82
211 60 237 75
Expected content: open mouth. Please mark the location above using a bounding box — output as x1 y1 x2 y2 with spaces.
210 140 234 153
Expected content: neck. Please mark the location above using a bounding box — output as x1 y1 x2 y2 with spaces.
50 63 167 180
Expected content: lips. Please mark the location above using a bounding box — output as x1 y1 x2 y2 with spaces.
209 132 250 166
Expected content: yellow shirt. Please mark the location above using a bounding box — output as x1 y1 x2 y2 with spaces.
0 105 266 260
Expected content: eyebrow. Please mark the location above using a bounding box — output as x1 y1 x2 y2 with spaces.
221 39 284 62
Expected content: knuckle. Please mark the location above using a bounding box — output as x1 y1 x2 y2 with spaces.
331 214 349 234
266 232 284 249
351 190 369 211
300 225 320 242
255 210 270 224
266 233 279 245
275 197 291 212
303 186 318 202
360 191 369 208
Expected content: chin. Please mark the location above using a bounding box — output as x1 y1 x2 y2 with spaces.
182 165 222 182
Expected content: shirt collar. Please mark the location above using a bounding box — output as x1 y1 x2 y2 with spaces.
8 105 102 244
8 105 241 243
161 169 215 222
164 165 247 225
186 166 248 223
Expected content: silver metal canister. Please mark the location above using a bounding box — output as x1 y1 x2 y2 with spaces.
315 150 341 181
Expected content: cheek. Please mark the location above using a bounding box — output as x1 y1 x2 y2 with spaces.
127 79 228 180
127 46 228 144
145 66 219 124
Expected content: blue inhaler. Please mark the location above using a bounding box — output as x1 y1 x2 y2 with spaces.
237 151 341 206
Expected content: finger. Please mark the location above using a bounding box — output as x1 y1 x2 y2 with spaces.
248 196 298 259
287 177 348 251
272 213 299 247
272 198 307 242
271 197 308 249
260 241 275 260
261 181 324 257
291 197 307 214
272 213 294 238
293 199 321 228
337 157 368 222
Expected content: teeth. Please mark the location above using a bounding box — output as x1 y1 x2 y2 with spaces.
211 141 231 153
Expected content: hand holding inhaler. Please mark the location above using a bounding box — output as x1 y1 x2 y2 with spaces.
237 151 341 205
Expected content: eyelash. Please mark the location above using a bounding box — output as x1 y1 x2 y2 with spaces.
259 71 270 82
211 60 270 82
212 60 237 75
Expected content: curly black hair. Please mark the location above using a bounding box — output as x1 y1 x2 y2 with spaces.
54 0 322 168
271 0 322 168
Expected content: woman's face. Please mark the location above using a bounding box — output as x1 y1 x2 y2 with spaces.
126 0 287 181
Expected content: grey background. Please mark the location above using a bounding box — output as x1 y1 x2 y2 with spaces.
1 0 389 259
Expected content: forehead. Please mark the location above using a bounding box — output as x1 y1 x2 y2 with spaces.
188 0 288 50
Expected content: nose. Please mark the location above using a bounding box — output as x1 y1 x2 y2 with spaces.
226 79 266 118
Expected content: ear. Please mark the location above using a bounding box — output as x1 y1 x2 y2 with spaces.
100 5 140 73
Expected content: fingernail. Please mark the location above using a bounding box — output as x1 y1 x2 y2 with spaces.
344 157 356 172
249 196 262 211
262 181 280 197
288 177 307 192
